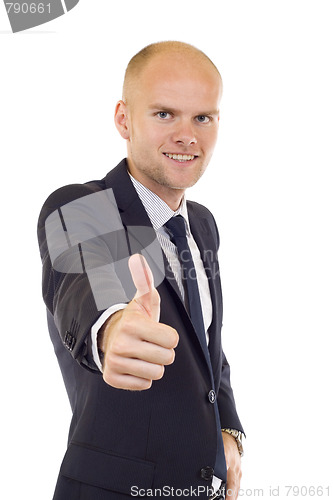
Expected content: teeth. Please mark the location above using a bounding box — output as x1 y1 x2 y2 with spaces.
165 153 195 161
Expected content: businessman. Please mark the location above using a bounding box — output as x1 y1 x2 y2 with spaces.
38 41 244 499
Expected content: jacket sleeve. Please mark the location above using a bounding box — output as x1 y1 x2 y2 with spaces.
217 351 244 433
37 183 134 371
208 209 244 434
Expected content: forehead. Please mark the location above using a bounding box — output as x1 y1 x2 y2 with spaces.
133 52 222 110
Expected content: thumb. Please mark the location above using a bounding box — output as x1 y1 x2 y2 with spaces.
128 254 160 322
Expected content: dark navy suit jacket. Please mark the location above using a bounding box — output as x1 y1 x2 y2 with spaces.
38 159 243 499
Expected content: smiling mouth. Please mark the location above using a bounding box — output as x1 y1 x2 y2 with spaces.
164 153 197 162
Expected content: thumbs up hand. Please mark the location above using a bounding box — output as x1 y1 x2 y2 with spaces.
128 253 161 323
100 254 179 390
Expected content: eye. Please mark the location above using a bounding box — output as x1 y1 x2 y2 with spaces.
157 111 171 119
196 115 210 124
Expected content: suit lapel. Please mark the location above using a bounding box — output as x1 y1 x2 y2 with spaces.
187 205 222 376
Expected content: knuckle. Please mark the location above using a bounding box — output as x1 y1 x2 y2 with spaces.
154 365 165 380
165 348 175 365
111 339 127 356
133 378 152 391
142 379 153 390
161 326 179 348
103 370 152 392
120 314 136 334
109 352 122 369
104 352 126 375
103 350 113 368
103 370 119 388
170 328 179 347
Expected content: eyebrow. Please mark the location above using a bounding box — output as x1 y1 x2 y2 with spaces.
149 104 220 116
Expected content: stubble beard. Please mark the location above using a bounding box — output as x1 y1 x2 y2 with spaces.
135 157 208 191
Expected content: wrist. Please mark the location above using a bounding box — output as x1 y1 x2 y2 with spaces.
222 428 244 457
98 309 123 354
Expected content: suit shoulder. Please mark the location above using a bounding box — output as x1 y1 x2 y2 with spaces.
42 179 105 211
38 159 128 221
187 200 220 248
38 179 106 225
187 200 215 219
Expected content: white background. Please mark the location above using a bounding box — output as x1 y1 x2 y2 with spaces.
1 1 332 498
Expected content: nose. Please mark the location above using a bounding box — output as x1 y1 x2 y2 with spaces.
172 120 197 147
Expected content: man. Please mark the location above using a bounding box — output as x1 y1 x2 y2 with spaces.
38 41 244 499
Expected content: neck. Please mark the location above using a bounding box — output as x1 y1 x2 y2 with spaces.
149 183 184 211
127 163 185 211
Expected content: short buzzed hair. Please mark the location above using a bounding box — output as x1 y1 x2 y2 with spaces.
122 41 222 105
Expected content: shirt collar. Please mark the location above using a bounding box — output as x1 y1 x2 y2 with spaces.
129 172 190 234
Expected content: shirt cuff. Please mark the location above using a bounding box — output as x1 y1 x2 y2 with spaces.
91 304 127 372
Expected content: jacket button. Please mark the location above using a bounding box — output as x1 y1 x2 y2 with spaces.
208 389 216 403
200 466 214 480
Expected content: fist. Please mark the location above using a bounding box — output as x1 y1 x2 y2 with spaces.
100 254 179 390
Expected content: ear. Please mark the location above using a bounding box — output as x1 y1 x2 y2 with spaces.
114 100 130 140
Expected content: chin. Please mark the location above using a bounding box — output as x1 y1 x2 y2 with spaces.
171 172 204 190
165 180 201 191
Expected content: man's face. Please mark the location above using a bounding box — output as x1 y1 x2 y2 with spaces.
116 52 222 204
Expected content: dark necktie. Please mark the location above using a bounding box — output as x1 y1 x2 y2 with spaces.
164 215 208 353
164 215 226 482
